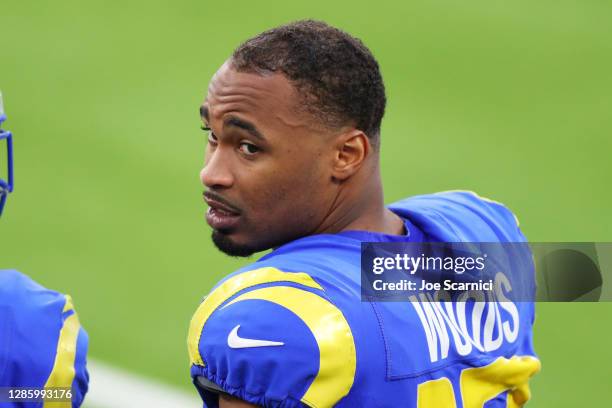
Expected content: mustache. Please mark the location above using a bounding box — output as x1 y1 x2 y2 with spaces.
203 191 242 214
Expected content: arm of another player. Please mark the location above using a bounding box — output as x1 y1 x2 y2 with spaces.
0 270 89 407
45 294 89 407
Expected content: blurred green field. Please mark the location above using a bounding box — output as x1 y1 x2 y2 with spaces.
1 0 611 406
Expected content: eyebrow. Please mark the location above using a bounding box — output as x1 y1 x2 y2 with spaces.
199 105 266 141
224 116 266 141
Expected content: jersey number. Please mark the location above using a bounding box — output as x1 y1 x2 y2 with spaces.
417 356 540 408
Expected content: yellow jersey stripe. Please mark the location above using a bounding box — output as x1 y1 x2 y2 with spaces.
225 286 356 408
188 267 324 366
43 295 81 408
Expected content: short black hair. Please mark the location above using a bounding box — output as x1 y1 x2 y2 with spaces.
231 20 386 145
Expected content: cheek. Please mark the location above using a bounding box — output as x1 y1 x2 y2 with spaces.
246 177 292 215
236 144 332 224
250 164 327 222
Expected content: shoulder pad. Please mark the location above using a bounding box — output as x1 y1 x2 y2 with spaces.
389 191 525 242
188 267 356 408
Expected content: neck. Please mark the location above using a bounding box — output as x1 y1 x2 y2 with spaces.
314 165 404 236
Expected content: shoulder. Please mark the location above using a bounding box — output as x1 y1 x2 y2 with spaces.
188 266 357 408
389 190 525 242
0 270 89 406
0 269 68 320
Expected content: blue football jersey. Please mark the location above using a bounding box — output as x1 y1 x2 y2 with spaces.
0 270 89 407
187 191 540 408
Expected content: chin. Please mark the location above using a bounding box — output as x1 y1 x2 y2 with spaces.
211 230 261 258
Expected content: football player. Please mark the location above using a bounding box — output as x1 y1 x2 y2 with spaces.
0 91 89 407
187 21 540 408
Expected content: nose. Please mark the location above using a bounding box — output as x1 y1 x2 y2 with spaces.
200 148 234 189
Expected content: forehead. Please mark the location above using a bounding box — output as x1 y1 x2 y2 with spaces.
202 62 303 127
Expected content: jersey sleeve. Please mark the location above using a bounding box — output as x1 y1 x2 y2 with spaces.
187 267 356 408
0 270 89 407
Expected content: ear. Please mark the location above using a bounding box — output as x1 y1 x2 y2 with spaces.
331 129 371 181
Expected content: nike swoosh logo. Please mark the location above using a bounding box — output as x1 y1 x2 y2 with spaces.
227 325 285 349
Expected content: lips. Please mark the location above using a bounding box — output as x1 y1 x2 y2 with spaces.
204 193 241 230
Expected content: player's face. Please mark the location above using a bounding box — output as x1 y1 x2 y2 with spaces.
200 62 339 256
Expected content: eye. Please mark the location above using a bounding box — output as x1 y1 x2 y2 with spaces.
238 141 260 156
201 126 218 145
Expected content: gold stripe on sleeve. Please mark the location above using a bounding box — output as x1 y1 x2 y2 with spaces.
187 267 324 366
43 295 81 408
